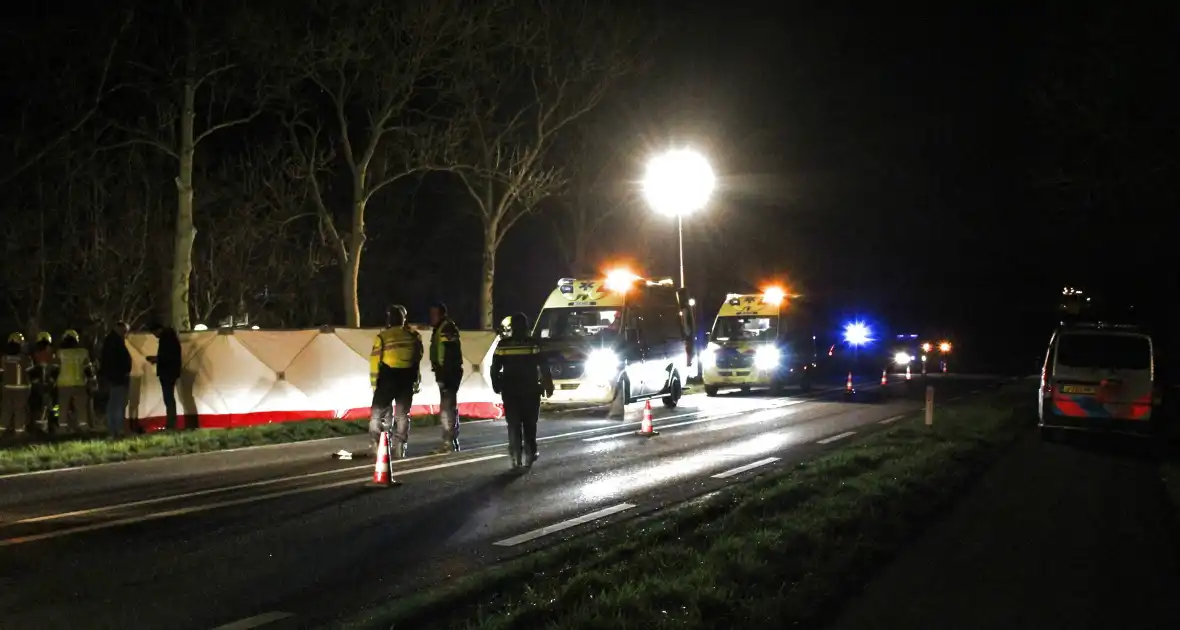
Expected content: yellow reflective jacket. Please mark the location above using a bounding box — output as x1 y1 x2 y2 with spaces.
369 326 423 387
55 347 94 387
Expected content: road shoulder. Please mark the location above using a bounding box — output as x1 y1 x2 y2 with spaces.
829 432 1180 630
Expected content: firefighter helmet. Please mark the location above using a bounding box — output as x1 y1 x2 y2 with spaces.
7 332 24 345
35 331 51 344
63 329 80 342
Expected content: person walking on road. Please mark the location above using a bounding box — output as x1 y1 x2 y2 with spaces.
53 329 96 433
370 305 423 459
490 313 554 469
429 302 463 453
100 321 131 438
1 333 33 436
146 322 182 430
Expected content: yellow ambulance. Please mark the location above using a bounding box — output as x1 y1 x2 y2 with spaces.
532 269 694 409
700 288 817 396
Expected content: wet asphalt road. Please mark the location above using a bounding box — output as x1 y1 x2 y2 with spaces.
0 375 1004 630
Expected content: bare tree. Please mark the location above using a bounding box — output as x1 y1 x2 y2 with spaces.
441 1 641 329
191 145 327 327
270 0 476 327
549 123 639 275
0 11 132 189
110 1 267 331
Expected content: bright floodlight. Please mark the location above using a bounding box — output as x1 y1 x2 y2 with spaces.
939 341 952 353
604 268 639 293
762 286 786 306
893 352 912 366
642 149 715 216
193 323 209 332
843 322 871 346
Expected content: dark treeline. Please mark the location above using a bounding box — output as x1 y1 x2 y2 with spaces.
0 0 657 342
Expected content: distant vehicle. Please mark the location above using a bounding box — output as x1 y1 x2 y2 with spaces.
533 270 693 409
700 288 818 396
1038 321 1156 439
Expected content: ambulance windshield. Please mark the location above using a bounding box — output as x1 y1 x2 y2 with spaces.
712 316 777 342
535 307 621 341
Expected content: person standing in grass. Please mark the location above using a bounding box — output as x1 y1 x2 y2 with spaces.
100 322 131 439
1 332 33 436
146 322 182 431
53 329 96 434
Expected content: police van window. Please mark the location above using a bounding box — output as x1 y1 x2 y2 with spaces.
535 308 620 340
1056 333 1150 370
712 316 777 341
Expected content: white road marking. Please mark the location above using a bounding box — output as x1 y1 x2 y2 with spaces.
211 611 294 630
0 455 505 546
493 503 637 547
878 415 904 425
2 401 793 524
711 457 780 479
817 431 856 445
582 400 804 442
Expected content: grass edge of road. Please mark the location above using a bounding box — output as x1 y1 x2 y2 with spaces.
339 383 1033 630
0 414 467 475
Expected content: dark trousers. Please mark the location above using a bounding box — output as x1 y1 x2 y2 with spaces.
160 377 178 430
502 393 540 464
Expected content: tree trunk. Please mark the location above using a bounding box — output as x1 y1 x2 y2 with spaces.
170 55 197 332
342 195 366 327
480 225 497 330
342 246 362 327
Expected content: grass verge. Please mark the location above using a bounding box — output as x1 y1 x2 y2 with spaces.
340 383 1032 630
0 413 467 475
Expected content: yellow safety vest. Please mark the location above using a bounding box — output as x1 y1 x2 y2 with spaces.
370 327 419 382
56 348 91 387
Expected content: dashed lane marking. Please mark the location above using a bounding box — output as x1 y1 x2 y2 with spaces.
879 415 904 425
817 431 856 445
711 457 780 479
211 611 294 630
493 503 637 547
0 455 506 546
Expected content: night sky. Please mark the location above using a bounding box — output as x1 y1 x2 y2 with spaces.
3 1 1176 373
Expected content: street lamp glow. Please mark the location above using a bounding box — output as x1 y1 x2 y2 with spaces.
939 341 952 353
642 149 715 217
843 322 872 346
921 342 932 353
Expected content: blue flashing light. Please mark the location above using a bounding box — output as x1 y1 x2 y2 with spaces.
843 322 872 347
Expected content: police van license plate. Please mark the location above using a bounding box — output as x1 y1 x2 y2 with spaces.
1061 385 1097 394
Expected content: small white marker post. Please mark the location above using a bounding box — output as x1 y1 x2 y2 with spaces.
925 385 934 426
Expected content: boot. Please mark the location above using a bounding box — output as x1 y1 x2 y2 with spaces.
391 439 408 459
451 437 461 452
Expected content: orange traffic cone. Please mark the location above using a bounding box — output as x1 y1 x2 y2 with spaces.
905 365 912 380
880 369 888 386
372 431 396 486
845 371 854 394
635 400 659 436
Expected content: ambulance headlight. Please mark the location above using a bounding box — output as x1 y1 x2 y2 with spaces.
584 349 621 382
701 342 719 368
893 352 912 366
755 345 780 369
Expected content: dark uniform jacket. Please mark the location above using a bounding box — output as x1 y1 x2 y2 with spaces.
100 331 132 387
430 318 464 388
155 327 182 381
491 338 554 397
